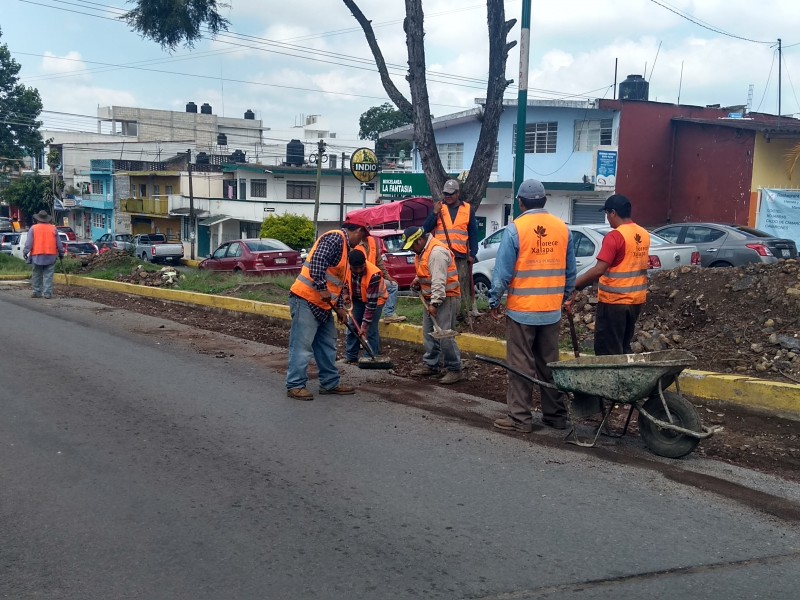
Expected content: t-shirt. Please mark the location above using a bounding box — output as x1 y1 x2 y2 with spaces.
596 229 626 267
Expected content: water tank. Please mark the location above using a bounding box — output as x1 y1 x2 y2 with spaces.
244 109 255 120
186 101 197 113
217 133 228 146
286 139 304 166
196 151 209 165
619 74 649 101
200 103 213 115
230 149 246 163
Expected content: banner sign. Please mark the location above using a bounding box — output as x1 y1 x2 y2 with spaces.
757 189 800 244
594 146 618 191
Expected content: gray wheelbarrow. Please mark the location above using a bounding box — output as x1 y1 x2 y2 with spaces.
476 350 721 459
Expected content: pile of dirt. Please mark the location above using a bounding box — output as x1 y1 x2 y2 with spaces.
115 264 181 287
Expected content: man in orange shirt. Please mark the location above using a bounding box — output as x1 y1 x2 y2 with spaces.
573 195 650 355
23 210 64 299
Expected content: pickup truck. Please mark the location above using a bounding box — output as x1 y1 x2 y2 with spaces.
133 234 184 264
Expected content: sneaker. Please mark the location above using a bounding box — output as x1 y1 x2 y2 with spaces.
493 417 533 433
319 384 356 395
382 315 407 324
438 371 463 385
410 366 440 377
287 388 314 401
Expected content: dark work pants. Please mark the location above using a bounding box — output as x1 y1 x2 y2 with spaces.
594 302 643 355
505 318 568 427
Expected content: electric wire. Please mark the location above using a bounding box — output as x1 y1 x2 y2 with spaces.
780 53 800 115
647 0 774 45
755 49 777 113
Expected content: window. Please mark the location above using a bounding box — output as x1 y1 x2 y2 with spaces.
139 183 147 197
286 181 316 199
212 244 229 259
684 226 725 244
238 178 246 200
165 185 173 195
91 179 104 195
572 231 596 258
492 140 499 173
655 226 682 243
91 212 106 229
512 122 558 154
437 143 464 170
573 119 613 151
227 242 244 257
153 184 160 197
251 179 267 198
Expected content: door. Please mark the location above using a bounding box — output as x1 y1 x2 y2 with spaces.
198 226 210 258
571 200 605 225
682 226 728 267
572 230 598 276
204 243 230 271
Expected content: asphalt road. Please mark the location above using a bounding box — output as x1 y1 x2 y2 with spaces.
1 288 799 600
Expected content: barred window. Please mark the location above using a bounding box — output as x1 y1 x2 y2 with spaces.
492 140 499 173
437 143 464 171
91 179 104 195
513 122 558 154
286 181 316 200
573 119 613 151
251 179 267 198
91 212 106 229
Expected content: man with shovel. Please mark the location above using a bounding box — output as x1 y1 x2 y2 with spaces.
488 180 576 432
340 249 388 365
402 226 463 384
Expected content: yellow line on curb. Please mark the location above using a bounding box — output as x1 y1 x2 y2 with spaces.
52 273 800 417
0 274 30 281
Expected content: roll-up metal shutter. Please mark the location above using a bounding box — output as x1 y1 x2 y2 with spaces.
571 199 605 225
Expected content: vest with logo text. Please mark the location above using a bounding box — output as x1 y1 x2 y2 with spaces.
598 223 650 305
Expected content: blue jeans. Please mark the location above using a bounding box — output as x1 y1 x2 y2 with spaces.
345 302 384 360
383 279 398 317
422 296 461 372
286 295 340 391
31 262 56 297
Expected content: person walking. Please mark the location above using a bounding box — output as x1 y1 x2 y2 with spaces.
354 229 405 324
23 210 64 300
488 180 576 432
340 249 388 364
402 226 463 384
572 195 650 355
11 217 21 232
285 218 371 400
422 179 478 320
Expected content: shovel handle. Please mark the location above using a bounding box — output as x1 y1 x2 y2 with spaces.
566 311 581 358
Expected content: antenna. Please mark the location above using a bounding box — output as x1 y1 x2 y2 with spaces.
677 61 684 105
746 84 754 114
648 41 662 83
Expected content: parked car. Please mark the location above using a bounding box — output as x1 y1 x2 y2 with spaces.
0 217 14 233
652 223 798 267
471 224 699 300
56 226 77 241
63 241 99 261
133 233 184 264
476 226 506 262
370 229 417 289
199 238 302 275
10 231 69 259
0 232 20 255
95 232 134 252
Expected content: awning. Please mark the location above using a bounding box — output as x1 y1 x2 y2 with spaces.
199 214 232 227
169 207 210 218
344 196 432 229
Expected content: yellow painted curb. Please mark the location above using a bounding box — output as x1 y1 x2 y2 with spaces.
0 274 30 281
54 273 800 417
180 259 202 268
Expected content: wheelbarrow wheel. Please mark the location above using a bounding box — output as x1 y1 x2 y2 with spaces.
638 392 702 458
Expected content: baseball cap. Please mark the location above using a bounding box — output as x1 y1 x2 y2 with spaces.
442 179 461 194
600 194 631 214
343 214 371 236
401 226 424 250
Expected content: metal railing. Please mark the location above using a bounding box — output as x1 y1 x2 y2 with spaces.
120 196 169 215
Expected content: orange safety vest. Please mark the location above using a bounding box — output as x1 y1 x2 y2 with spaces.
31 223 58 256
506 212 569 313
434 203 471 256
598 223 650 305
353 261 388 306
415 237 460 299
290 230 349 310
359 236 379 265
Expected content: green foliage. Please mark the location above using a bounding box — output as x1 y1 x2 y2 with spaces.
0 253 32 275
259 213 315 250
359 103 413 161
121 0 230 50
0 28 45 170
2 174 55 215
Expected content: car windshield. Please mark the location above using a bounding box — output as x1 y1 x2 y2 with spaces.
246 239 292 252
67 243 95 253
594 226 671 246
380 235 406 253
116 234 133 242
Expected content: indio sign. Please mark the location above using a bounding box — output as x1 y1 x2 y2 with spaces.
350 147 379 183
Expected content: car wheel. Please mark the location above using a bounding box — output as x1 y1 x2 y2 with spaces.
141 252 149 262
473 274 491 301
709 261 733 268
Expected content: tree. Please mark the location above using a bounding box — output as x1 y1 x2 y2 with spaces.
121 1 516 209
0 28 45 170
259 213 315 251
2 174 55 218
359 103 413 163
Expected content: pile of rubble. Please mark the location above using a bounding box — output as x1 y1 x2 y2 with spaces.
115 265 181 287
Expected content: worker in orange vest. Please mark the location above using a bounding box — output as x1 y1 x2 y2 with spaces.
286 217 371 401
23 210 64 299
340 249 388 364
573 195 650 355
356 232 405 324
488 180 576 432
422 179 478 320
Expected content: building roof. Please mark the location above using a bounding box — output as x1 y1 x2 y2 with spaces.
672 116 800 138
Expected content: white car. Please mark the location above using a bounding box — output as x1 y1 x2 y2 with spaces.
11 231 69 259
471 224 699 300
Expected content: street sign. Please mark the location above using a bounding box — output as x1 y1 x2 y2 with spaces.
350 147 379 183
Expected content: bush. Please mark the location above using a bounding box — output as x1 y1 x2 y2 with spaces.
259 213 315 250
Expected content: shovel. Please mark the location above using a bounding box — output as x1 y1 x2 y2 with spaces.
565 300 605 420
59 255 69 287
419 293 459 340
331 301 393 370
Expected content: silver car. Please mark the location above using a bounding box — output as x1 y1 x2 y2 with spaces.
652 223 797 267
95 233 134 252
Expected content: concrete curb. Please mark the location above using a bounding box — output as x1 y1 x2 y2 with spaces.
51 273 800 417
180 258 203 268
0 274 29 281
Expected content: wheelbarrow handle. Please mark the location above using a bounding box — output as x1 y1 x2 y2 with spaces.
475 355 558 390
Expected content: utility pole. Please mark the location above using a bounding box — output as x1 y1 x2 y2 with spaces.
513 0 532 219
778 38 782 117
313 139 326 237
187 148 195 260
339 152 348 224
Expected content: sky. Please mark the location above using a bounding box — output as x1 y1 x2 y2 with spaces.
2 0 800 144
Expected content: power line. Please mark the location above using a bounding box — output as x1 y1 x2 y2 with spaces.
647 0 775 45
780 53 800 114
755 50 777 113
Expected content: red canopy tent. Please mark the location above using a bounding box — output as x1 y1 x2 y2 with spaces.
345 197 433 230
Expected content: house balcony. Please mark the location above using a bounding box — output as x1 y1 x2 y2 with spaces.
120 196 169 215
81 194 114 210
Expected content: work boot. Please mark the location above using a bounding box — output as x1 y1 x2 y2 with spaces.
319 384 356 395
493 417 533 433
438 371 463 385
287 388 314 401
337 357 359 366
382 315 407 324
410 366 440 377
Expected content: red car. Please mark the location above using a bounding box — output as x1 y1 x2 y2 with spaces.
199 238 302 275
370 229 417 290
57 226 77 241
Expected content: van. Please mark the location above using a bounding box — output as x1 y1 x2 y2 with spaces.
11 231 69 259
